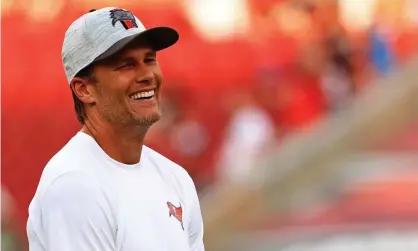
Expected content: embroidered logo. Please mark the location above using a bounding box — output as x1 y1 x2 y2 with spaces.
167 202 184 230
109 9 138 30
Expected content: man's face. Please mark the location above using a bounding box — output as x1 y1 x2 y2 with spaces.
90 42 163 127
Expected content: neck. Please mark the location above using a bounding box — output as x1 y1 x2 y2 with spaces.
82 119 149 165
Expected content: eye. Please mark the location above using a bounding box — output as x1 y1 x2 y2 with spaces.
144 57 156 64
117 61 135 70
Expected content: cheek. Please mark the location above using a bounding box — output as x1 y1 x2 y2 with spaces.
101 76 131 96
154 70 163 88
93 71 131 105
95 85 126 106
153 62 163 82
116 74 135 87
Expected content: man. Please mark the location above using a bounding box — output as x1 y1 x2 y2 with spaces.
27 7 205 251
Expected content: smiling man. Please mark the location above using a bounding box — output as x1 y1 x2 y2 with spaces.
26 7 205 251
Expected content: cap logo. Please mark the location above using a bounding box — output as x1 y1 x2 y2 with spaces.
109 9 138 30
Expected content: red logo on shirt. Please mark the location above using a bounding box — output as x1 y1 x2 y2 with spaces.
167 202 184 230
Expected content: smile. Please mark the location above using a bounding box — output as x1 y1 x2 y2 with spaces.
129 89 155 100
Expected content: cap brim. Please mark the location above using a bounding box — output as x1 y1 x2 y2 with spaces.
95 26 179 62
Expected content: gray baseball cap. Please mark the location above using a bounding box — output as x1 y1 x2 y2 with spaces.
62 7 179 84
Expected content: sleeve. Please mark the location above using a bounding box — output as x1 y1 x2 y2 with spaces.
187 180 205 251
40 172 116 251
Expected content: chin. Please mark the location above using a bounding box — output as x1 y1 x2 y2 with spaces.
134 112 161 126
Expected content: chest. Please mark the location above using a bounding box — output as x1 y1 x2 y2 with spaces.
113 169 190 251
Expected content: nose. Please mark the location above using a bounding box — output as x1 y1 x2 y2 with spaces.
135 66 154 85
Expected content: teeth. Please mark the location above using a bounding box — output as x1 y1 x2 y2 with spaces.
130 90 155 100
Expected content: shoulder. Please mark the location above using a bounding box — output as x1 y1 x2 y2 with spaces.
34 170 116 222
38 170 105 204
35 139 107 205
35 171 117 234
143 146 191 179
143 146 197 192
38 133 99 192
37 149 87 194
42 171 101 200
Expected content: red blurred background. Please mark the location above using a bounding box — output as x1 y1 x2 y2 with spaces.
2 0 418 249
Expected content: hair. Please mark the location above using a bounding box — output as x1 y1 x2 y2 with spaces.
71 65 94 124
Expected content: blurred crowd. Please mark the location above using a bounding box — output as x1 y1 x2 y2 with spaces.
144 0 418 189
2 0 418 250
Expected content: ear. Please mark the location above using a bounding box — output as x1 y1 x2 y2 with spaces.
70 77 96 105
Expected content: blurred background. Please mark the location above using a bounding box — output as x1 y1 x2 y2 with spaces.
2 0 418 250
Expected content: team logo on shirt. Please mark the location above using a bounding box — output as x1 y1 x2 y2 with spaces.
109 9 138 30
167 202 184 230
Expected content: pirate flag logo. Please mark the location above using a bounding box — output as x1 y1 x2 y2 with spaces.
167 202 184 230
109 9 138 30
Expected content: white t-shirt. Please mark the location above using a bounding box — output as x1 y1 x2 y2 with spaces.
27 132 205 251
